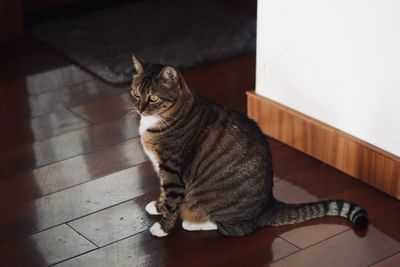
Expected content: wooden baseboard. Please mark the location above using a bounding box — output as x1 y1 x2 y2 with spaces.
247 91 400 199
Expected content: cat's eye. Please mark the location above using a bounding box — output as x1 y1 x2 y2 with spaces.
149 95 159 102
131 90 140 98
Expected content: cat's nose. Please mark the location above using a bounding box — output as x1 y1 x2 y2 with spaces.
138 102 146 113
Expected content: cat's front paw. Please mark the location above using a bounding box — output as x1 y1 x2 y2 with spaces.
149 222 168 237
145 200 161 215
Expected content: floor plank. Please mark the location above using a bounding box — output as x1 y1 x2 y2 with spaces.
0 118 139 178
54 230 172 267
371 207 400 245
0 138 149 209
274 164 361 203
372 253 400 267
0 110 90 150
0 65 93 98
20 65 93 96
271 145 322 180
0 224 96 266
68 192 157 247
268 137 284 149
64 79 126 108
0 163 158 245
270 225 400 267
56 227 298 267
0 78 124 125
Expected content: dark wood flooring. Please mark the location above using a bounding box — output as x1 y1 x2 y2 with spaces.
1 38 400 267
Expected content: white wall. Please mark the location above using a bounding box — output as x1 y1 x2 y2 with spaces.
256 0 400 157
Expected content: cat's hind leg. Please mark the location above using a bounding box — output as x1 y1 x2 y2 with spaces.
215 220 258 236
182 220 218 231
180 204 218 231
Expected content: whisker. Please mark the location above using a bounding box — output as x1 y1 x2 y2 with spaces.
163 116 178 128
120 110 134 122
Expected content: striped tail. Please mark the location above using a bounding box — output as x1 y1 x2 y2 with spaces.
259 198 369 229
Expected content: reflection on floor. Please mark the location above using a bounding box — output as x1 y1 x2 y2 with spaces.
0 38 399 267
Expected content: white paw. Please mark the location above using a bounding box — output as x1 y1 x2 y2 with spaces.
182 220 218 231
145 201 161 215
149 222 168 237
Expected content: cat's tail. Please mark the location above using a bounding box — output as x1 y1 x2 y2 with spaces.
257 198 369 229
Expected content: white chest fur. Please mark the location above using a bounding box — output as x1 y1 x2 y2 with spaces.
142 145 160 173
139 115 161 135
139 115 161 173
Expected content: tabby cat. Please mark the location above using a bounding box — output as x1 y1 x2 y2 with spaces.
129 54 368 237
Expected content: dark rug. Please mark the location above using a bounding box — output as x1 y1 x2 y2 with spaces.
30 0 256 83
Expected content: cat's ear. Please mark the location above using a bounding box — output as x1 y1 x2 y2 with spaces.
131 54 144 76
159 66 178 83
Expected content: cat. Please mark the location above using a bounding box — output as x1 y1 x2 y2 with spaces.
129 54 369 237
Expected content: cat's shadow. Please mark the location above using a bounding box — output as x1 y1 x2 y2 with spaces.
139 221 277 266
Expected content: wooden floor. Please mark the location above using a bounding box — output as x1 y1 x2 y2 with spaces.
1 38 400 267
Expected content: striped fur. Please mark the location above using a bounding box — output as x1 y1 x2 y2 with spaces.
130 55 369 236
256 199 368 230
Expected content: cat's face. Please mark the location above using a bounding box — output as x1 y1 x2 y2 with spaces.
130 55 181 117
